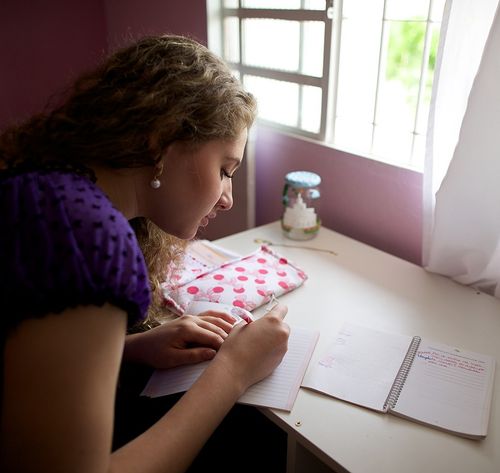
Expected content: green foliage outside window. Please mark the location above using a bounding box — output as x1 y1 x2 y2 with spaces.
386 21 440 107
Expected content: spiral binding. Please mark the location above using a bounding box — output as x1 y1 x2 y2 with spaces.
383 336 422 412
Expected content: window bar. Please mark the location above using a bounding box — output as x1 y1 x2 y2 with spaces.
328 0 342 143
410 0 435 168
238 65 322 86
319 0 334 141
298 0 305 129
219 0 225 61
370 0 389 154
229 8 324 21
237 0 244 83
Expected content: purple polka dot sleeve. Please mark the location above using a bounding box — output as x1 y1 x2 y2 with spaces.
0 171 151 333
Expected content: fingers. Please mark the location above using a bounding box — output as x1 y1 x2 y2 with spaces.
197 310 236 325
196 318 233 339
173 347 217 366
264 303 288 320
181 313 231 338
183 319 227 350
196 313 234 333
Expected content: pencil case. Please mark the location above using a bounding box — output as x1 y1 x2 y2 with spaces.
161 245 308 315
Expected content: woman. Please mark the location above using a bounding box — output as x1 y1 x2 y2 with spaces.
0 35 289 473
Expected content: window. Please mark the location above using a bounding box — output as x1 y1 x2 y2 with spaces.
208 0 445 170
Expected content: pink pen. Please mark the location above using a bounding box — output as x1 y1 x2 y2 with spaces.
264 293 279 312
231 307 253 324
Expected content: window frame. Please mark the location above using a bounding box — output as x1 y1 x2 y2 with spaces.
217 1 334 141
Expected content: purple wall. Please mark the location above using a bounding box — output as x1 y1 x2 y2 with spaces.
0 0 107 130
105 0 208 49
255 127 423 265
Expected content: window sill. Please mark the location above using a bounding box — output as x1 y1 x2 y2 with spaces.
256 122 424 174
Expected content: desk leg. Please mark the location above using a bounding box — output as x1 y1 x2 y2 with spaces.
287 435 297 473
287 434 343 473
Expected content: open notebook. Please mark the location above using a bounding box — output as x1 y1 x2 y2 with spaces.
142 325 319 411
302 322 496 439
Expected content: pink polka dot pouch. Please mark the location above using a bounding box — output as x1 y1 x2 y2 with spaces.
161 245 308 315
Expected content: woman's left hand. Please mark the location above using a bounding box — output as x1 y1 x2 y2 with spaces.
123 311 236 369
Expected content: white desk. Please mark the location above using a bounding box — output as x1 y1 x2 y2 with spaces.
216 221 500 473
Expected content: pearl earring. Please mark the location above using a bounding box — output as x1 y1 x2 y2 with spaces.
150 178 161 189
150 160 163 189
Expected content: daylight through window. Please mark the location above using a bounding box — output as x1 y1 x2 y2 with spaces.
212 0 445 170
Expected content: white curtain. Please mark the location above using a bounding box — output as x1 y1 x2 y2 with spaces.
423 0 500 296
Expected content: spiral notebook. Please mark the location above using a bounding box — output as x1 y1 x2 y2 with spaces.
302 322 496 439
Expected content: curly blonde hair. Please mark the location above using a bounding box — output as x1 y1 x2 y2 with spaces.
0 35 257 327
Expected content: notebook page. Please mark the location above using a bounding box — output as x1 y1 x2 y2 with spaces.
391 339 496 438
302 323 412 411
141 326 319 411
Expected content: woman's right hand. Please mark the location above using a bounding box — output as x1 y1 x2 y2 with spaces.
212 303 290 392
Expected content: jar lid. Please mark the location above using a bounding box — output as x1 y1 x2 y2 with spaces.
285 171 321 188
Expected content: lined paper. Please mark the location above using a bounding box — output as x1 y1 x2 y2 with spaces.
302 323 412 411
141 326 319 411
391 340 496 437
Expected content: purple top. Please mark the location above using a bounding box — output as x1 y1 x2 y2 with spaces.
0 169 151 336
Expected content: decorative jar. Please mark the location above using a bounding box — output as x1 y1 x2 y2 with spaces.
281 171 321 240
